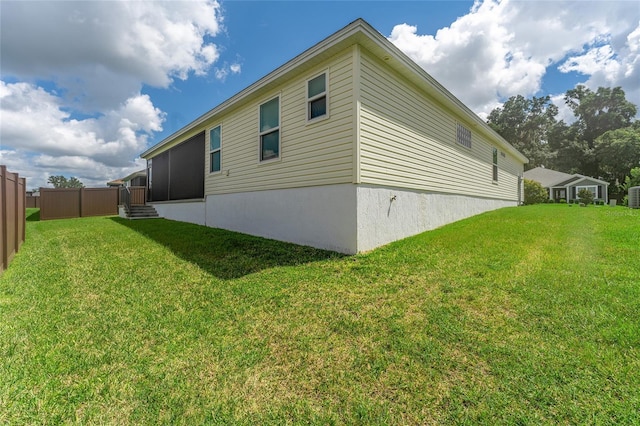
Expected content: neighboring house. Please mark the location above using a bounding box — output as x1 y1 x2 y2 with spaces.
140 19 528 254
107 179 124 187
122 170 147 188
108 170 147 188
524 166 609 203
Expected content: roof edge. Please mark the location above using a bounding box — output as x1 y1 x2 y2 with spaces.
141 18 527 164
142 18 369 158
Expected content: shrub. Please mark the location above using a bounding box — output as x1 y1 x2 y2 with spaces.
577 188 594 205
524 179 548 205
559 199 567 204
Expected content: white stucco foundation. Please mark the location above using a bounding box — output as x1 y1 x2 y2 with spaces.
150 184 516 254
150 200 206 226
206 184 357 253
355 185 516 252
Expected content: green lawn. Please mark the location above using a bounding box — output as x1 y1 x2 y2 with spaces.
1 205 639 424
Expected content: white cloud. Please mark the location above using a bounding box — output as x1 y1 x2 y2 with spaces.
213 62 243 81
214 68 230 81
0 0 223 189
549 94 575 124
1 0 222 110
0 148 148 190
0 81 162 187
388 0 640 119
1 81 162 166
559 21 640 110
559 45 618 75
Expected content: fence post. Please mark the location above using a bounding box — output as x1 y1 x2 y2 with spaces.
1 166 6 271
0 166 25 272
13 173 18 254
19 177 26 248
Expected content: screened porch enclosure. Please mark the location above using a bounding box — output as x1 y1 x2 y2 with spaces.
148 132 205 202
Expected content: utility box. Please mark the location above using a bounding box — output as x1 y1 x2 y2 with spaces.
629 186 640 209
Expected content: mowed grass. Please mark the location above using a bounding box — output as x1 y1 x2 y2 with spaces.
1 205 639 424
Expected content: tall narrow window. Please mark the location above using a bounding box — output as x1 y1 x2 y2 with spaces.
307 73 327 120
210 125 221 173
260 96 280 161
492 147 498 181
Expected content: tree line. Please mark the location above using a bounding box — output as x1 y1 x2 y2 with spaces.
487 85 640 200
47 175 85 188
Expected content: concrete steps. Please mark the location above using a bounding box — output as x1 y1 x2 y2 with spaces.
125 205 160 219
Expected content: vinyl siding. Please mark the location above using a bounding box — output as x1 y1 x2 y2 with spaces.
358 50 523 201
204 49 355 195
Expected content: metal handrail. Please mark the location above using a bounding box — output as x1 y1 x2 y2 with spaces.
120 186 131 214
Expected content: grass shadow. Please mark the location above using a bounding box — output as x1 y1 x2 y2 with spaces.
26 208 40 221
110 217 345 280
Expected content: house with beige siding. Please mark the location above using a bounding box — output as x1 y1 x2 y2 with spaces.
140 19 528 254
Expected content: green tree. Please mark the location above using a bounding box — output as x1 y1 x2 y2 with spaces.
561 86 637 177
617 167 640 206
523 179 548 205
47 175 85 188
596 124 640 184
619 167 640 193
487 95 558 169
565 86 637 148
67 177 84 188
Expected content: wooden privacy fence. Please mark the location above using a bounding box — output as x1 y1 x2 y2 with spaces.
26 195 40 208
1 166 26 273
130 187 146 205
40 187 119 220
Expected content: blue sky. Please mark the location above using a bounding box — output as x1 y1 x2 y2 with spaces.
1 1 639 189
149 0 586 138
147 1 483 138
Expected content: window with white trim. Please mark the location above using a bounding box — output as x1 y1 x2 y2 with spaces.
576 185 597 198
307 73 327 121
492 147 498 181
456 123 472 148
260 96 280 161
209 125 221 173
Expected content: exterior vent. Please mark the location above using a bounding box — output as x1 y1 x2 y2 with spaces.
629 186 640 209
